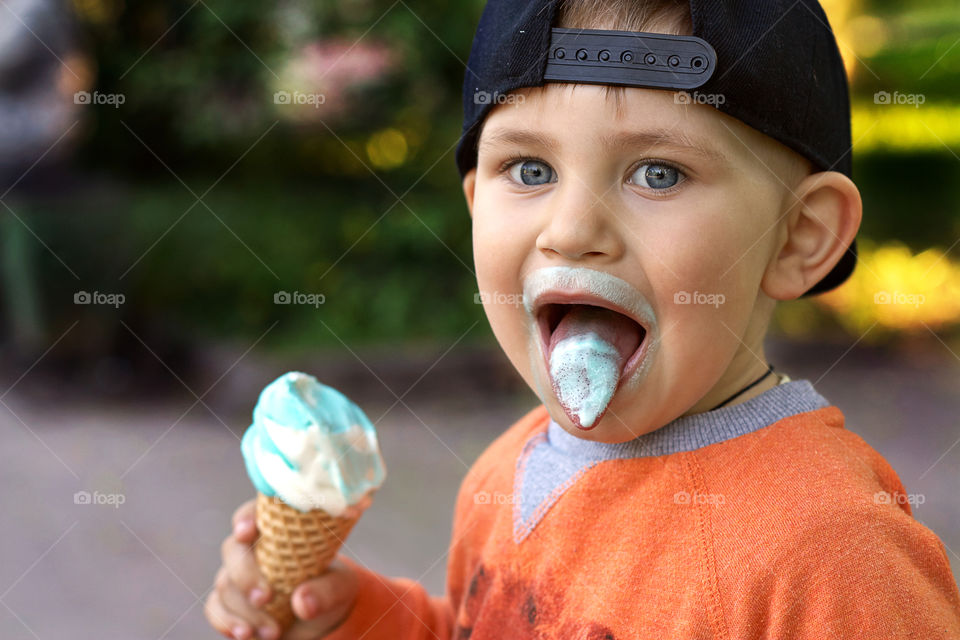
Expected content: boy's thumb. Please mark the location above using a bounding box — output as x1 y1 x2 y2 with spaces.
231 498 257 541
291 558 358 621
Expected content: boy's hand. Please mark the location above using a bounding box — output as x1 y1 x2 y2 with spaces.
205 499 360 640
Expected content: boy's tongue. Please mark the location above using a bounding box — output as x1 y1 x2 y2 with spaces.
546 305 643 429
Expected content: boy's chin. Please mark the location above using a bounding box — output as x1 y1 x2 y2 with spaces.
546 401 649 444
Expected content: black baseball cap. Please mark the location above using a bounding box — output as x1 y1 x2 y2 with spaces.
455 0 857 297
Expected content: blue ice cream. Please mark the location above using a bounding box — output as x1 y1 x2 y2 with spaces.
241 371 386 514
545 304 644 429
549 332 622 428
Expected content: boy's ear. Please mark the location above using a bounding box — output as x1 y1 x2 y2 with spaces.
462 168 477 219
762 171 862 301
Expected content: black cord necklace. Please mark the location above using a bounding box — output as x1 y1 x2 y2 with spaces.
710 363 776 410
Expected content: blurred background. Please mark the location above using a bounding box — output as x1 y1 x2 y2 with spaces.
0 0 958 636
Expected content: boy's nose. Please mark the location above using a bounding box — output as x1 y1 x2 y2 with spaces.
535 186 623 261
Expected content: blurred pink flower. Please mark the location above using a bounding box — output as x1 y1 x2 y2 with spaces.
279 38 397 122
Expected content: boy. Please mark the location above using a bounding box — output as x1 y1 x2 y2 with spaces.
206 0 960 637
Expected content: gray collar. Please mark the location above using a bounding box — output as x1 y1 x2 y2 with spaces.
546 378 831 459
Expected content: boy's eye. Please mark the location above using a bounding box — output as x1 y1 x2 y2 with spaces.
629 163 683 190
508 160 556 186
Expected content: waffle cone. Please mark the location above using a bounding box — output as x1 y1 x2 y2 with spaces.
254 492 365 630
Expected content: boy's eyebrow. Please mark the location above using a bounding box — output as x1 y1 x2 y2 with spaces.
480 128 728 163
479 129 557 154
603 130 728 163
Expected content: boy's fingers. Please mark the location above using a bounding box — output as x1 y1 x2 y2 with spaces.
231 499 258 542
204 587 253 640
291 557 358 622
222 534 272 601
284 614 351 640
221 583 282 640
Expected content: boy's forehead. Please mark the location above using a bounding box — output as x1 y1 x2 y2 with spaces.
478 84 739 163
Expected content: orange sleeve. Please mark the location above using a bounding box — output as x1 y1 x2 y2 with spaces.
747 499 960 638
320 439 485 640
321 405 545 639
321 556 455 640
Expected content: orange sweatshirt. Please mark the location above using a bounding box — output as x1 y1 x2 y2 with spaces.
325 379 960 639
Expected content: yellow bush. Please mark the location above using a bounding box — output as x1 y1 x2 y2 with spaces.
815 239 960 334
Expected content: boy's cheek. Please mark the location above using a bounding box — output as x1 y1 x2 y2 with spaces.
473 275 540 390
482 298 539 389
472 208 524 265
653 223 753 304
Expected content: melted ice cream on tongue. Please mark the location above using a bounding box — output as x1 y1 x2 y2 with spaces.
547 305 643 429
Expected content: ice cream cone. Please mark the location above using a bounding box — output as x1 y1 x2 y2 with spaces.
253 492 368 630
241 372 386 631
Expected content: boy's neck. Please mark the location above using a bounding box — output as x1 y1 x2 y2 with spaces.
680 360 781 418
720 369 783 409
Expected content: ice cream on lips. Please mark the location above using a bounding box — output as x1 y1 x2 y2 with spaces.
522 266 658 430
241 371 386 515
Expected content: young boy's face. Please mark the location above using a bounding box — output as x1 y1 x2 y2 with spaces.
464 84 804 443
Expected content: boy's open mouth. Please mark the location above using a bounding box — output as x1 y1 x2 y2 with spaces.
534 298 650 429
537 302 648 370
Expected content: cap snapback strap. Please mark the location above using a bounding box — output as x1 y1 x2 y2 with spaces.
544 27 717 90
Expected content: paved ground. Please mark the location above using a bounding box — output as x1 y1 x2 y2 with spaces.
0 335 958 638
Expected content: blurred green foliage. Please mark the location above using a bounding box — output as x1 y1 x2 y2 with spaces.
77 0 484 180
32 178 482 355
38 0 490 356
851 4 960 102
